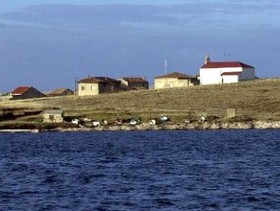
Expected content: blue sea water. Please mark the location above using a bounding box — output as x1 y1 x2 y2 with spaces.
0 130 280 210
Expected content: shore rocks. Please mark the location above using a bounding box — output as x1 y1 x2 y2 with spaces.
1 120 280 133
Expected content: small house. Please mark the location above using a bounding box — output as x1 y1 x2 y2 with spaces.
200 56 255 85
119 77 149 90
154 72 198 89
11 86 46 100
48 88 74 97
42 110 64 123
78 77 122 96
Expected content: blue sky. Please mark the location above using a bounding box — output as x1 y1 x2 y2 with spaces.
0 0 280 92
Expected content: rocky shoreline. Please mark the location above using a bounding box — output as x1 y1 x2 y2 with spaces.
39 120 280 132
1 120 279 133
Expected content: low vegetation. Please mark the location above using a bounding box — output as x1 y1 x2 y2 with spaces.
1 78 280 127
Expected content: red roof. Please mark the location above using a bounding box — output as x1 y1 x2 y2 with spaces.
155 72 195 79
12 86 31 95
221 71 242 76
201 62 254 69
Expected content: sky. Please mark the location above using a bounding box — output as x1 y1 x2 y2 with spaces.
0 0 280 92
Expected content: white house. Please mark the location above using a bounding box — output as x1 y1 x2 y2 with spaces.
199 56 255 85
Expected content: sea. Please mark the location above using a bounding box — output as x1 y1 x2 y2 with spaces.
0 130 280 211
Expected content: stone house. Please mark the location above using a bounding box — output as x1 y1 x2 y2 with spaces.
200 56 255 85
11 86 46 100
42 110 64 123
78 77 122 96
154 72 198 89
119 77 149 90
48 88 74 97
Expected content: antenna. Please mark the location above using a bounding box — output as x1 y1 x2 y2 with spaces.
164 59 167 74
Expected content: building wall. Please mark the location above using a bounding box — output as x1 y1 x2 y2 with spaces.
78 83 99 96
200 67 243 85
154 78 193 89
120 79 149 90
99 82 122 93
239 68 255 81
43 113 64 123
222 75 239 84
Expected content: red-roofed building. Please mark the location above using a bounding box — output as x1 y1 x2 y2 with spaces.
12 86 46 100
199 56 255 85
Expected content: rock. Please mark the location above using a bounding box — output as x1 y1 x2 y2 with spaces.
253 121 280 129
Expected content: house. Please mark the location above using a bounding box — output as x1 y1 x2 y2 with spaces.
154 72 198 89
48 88 74 97
119 77 149 90
11 86 46 100
42 110 64 123
78 77 122 96
200 56 255 85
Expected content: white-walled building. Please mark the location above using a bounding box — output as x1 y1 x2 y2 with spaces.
199 56 255 85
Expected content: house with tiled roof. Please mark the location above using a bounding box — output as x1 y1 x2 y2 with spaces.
11 86 46 100
154 72 198 89
78 77 122 96
47 88 74 97
199 56 255 85
119 77 149 90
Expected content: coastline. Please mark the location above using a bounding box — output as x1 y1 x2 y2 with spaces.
40 120 280 133
1 120 279 133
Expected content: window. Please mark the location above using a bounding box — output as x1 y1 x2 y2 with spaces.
81 86 85 91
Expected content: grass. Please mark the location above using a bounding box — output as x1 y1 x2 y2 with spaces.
1 78 280 124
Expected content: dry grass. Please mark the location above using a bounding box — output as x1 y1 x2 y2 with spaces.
1 78 280 123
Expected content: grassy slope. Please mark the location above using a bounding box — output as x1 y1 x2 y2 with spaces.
1 78 280 123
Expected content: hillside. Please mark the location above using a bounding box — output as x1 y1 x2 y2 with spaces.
1 79 280 125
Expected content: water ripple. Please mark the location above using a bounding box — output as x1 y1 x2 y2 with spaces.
0 130 279 210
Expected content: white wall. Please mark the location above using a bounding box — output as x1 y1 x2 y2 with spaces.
222 75 239 83
200 68 222 85
200 67 253 85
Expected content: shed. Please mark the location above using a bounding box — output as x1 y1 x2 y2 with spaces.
42 110 64 123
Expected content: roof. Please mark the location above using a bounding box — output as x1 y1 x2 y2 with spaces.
48 88 73 95
121 77 147 83
78 77 119 84
155 72 195 79
12 86 31 95
201 62 254 69
221 71 242 76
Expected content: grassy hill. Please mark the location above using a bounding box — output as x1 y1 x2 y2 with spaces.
1 78 280 124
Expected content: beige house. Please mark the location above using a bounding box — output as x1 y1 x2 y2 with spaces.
42 110 64 123
119 77 149 90
78 77 122 96
154 72 198 89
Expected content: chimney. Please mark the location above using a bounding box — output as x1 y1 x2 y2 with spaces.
204 55 210 64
